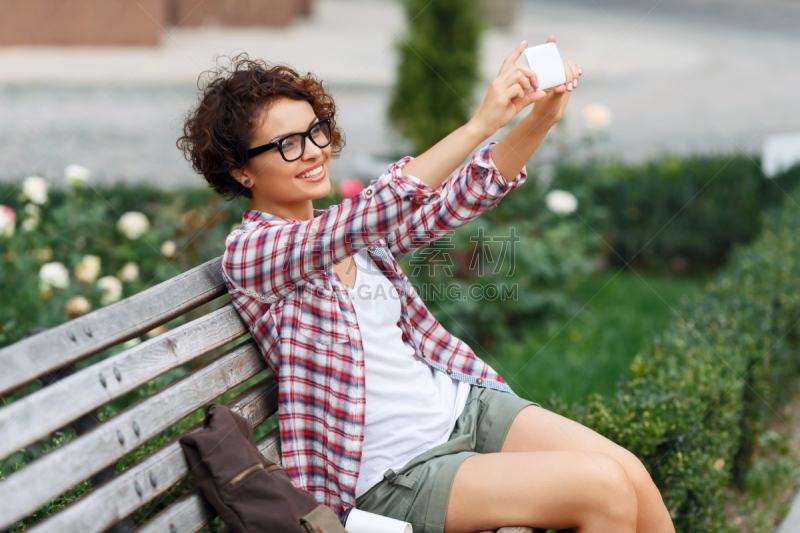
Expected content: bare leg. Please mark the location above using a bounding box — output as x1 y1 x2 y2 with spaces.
500 405 675 533
444 450 638 532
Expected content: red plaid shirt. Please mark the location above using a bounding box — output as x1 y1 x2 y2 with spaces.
222 141 527 519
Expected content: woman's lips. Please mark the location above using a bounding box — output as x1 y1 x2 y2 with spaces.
296 163 326 182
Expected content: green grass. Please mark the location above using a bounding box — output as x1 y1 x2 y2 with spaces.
492 268 710 406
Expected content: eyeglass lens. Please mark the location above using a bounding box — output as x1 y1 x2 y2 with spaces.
281 121 331 161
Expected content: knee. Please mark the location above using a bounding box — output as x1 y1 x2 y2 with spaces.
583 452 638 529
616 446 656 492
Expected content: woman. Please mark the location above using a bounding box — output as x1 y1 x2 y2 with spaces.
178 36 675 533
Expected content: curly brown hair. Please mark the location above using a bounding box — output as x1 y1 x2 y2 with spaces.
177 53 345 201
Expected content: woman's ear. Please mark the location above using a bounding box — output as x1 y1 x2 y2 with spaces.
231 166 251 188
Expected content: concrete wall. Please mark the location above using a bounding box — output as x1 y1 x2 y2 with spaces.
0 0 166 45
172 0 304 27
0 0 311 45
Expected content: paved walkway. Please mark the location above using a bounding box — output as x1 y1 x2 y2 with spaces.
777 485 800 533
0 0 798 188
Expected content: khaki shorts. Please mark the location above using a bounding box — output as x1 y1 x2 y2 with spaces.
354 384 540 533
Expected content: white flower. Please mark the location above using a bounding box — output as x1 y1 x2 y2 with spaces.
0 205 15 238
583 104 613 128
24 203 41 217
39 262 70 290
22 217 39 232
21 203 42 232
545 190 578 216
64 295 92 318
22 176 48 205
75 254 102 284
117 261 139 282
97 275 123 305
117 211 150 239
65 164 91 188
160 240 177 258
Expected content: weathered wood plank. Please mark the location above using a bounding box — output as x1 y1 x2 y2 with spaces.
133 428 280 533
22 379 279 533
131 487 216 533
0 339 267 529
0 303 247 461
0 256 226 396
257 427 281 464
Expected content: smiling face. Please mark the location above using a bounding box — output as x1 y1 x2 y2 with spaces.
232 96 332 220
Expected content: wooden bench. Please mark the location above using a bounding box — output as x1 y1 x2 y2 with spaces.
0 256 569 533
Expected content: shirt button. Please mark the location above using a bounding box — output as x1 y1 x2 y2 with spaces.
368 244 376 252
365 188 373 196
446 368 452 375
477 378 483 385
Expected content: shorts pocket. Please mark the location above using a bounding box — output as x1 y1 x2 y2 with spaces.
358 470 419 523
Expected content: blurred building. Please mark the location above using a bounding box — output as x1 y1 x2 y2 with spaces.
0 0 313 45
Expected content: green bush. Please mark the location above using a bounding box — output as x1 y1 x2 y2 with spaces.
405 171 600 349
550 184 800 531
0 182 248 349
553 155 800 273
388 0 485 154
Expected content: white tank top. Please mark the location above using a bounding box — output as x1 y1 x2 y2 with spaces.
346 248 471 499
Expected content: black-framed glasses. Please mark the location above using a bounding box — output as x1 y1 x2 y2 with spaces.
246 118 332 162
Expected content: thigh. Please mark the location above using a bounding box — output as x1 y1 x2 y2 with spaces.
501 406 676 533
444 450 638 533
501 404 647 479
358 451 481 533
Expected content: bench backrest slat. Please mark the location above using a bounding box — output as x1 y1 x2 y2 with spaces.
134 428 281 533
133 487 217 533
0 339 266 529
24 378 279 533
0 257 226 396
0 303 247 461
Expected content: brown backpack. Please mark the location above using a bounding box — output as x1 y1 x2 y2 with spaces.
179 403 347 533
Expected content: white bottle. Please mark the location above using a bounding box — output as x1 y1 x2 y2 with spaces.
343 508 413 533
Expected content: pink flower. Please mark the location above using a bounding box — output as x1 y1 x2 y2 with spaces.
0 205 16 238
337 178 365 199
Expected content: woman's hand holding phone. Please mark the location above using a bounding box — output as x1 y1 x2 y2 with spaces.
469 40 544 139
527 35 583 126
469 35 583 138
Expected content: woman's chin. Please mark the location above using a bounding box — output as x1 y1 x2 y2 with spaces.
302 178 332 200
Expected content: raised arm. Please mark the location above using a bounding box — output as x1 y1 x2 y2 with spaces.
222 166 440 303
224 37 582 303
491 35 583 180
386 36 583 256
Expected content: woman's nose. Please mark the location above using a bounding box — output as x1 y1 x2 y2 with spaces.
303 138 324 160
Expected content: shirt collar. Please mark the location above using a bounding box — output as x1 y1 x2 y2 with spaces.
242 208 327 225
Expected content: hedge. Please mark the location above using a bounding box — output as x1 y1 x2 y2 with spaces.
549 185 800 531
553 155 800 273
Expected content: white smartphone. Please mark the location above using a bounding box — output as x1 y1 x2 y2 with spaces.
522 42 567 91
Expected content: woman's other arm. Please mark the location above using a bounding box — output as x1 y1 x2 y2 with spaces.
491 35 583 181
401 40 544 188
385 36 583 257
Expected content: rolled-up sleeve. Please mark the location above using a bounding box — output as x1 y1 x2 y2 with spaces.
222 160 441 304
386 141 528 257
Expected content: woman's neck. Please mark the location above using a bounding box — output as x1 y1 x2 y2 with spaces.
249 197 315 221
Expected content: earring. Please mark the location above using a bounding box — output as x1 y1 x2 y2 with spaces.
244 179 252 187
